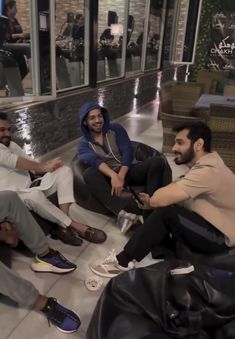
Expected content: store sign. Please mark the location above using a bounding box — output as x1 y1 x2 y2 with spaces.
208 11 235 70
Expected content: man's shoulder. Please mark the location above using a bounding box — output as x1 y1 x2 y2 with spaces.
78 136 89 146
109 123 127 133
0 141 19 152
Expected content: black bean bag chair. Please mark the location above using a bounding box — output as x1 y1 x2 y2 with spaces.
72 141 172 215
87 260 235 339
175 241 235 272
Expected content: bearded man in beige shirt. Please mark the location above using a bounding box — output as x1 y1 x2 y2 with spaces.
90 122 235 278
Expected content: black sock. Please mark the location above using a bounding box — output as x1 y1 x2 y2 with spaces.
116 251 133 267
38 248 53 258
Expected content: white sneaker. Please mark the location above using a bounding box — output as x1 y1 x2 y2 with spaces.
117 211 138 234
90 249 135 278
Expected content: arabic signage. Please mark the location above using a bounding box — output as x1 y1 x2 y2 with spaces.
208 11 235 70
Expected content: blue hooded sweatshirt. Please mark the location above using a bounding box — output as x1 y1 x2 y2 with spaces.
77 102 133 170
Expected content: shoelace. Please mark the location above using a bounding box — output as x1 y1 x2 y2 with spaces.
42 298 65 327
103 249 117 265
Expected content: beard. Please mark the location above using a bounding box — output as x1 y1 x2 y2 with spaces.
174 144 195 165
0 137 11 147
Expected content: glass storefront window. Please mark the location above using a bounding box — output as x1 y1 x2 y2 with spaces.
55 0 87 90
170 0 202 64
145 0 166 70
162 0 176 67
0 0 32 98
97 0 127 81
126 0 147 73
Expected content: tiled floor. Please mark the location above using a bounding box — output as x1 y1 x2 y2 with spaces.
0 99 186 339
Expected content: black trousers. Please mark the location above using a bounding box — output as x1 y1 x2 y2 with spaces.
124 205 229 262
83 156 167 215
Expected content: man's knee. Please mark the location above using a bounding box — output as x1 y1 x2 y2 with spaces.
0 191 19 202
148 206 175 222
23 190 48 208
55 165 73 178
148 156 166 170
0 191 22 219
83 167 99 183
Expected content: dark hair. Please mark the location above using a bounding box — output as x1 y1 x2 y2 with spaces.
173 122 212 152
0 112 8 120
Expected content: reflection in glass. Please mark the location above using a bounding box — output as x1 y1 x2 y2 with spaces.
170 0 202 64
97 1 126 81
162 0 176 67
182 0 201 62
37 0 52 95
145 0 166 70
55 0 86 90
0 0 32 97
126 0 147 73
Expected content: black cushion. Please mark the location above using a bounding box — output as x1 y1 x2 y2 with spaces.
72 141 172 215
176 241 235 271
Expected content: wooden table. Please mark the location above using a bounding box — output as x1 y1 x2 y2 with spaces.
195 94 235 109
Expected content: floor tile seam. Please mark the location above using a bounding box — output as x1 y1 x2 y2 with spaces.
5 309 33 339
72 241 91 262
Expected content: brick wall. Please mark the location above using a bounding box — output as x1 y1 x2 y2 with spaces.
15 0 30 33
173 0 188 62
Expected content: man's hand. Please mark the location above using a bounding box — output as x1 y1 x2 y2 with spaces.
138 193 151 209
16 156 63 173
44 158 63 172
0 222 19 247
111 173 124 196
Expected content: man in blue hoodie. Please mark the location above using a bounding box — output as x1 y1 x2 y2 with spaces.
77 102 169 233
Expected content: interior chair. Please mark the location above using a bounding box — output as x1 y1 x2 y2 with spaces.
159 82 207 153
196 69 229 94
159 81 204 116
208 103 235 173
161 112 207 153
71 141 172 215
224 84 235 96
171 82 203 115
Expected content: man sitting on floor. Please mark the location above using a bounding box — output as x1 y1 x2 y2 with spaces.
0 191 80 333
77 102 170 233
90 122 235 278
0 112 106 245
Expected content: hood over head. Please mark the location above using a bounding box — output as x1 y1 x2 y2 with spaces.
79 102 110 140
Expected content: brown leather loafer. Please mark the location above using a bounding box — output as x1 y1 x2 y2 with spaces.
50 226 83 246
79 227 107 244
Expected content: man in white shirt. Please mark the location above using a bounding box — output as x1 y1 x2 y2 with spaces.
0 112 106 245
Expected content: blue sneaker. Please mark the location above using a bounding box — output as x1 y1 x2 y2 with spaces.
31 249 77 273
42 297 81 333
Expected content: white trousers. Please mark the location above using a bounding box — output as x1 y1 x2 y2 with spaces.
19 166 75 228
